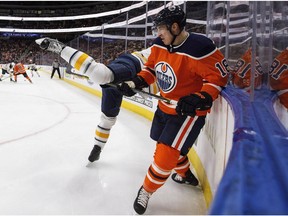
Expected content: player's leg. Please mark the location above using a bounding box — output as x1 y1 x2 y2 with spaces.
35 38 114 84
0 69 6 81
170 116 206 186
35 69 40 77
14 73 18 82
107 53 141 84
57 68 61 79
23 73 33 83
51 68 55 78
171 155 199 186
9 71 14 81
88 86 123 162
134 143 180 215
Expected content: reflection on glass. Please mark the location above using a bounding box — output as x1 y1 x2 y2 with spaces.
231 48 264 91
269 47 288 109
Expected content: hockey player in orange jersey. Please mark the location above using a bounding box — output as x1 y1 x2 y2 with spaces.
232 47 264 90
269 47 288 109
118 5 229 215
13 61 33 84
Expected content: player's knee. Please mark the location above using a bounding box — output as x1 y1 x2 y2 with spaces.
154 143 180 171
102 109 120 118
99 113 117 129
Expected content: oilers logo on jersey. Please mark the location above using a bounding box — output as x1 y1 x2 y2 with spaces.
155 62 176 93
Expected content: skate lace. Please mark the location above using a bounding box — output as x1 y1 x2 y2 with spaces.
48 40 63 54
174 174 184 182
137 188 151 208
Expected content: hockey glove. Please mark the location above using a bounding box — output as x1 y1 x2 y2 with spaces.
176 92 213 116
35 37 65 54
117 76 148 97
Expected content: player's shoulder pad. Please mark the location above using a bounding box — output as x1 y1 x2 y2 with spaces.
184 33 217 58
153 33 217 58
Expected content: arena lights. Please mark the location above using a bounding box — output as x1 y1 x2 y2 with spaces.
0 1 190 34
0 1 147 21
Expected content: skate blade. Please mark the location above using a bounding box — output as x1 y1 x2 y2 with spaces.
85 161 94 167
35 38 46 45
132 209 139 215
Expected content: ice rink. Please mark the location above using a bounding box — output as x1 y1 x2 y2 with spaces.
0 71 207 215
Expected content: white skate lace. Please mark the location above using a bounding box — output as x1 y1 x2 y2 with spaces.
174 174 184 182
137 188 151 208
47 39 63 54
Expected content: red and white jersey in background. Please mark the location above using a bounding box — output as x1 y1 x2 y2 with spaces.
232 48 264 90
269 47 288 91
14 63 26 74
269 47 288 109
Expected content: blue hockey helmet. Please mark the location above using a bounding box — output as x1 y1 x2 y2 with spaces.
153 5 186 32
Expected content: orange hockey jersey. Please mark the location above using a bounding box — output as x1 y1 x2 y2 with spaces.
269 47 288 109
138 33 229 115
13 63 26 74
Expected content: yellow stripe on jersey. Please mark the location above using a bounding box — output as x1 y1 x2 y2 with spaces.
75 53 89 71
95 130 109 139
132 51 148 66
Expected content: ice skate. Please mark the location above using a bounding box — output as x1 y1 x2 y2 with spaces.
171 169 199 186
133 186 152 215
88 145 102 162
35 37 65 54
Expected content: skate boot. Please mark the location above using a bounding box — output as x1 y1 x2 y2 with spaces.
171 169 199 186
88 145 102 162
133 186 152 215
35 37 65 54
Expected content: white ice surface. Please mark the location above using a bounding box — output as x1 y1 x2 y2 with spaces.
0 72 207 215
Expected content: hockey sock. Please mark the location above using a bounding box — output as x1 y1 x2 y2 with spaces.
143 143 180 193
60 46 114 84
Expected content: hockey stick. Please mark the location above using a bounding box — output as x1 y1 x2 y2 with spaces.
66 71 177 105
106 83 178 105
67 70 89 80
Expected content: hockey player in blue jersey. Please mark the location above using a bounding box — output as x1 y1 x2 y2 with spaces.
35 37 156 163
87 48 154 162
